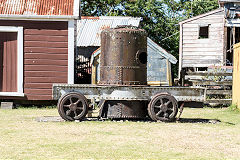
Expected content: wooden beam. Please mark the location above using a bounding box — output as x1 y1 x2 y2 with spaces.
191 80 232 86
206 99 232 104
178 23 183 79
206 90 232 95
186 71 232 76
233 26 236 45
223 27 228 65
166 60 172 86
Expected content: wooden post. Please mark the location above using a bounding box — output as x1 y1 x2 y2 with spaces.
166 59 172 86
91 59 97 85
178 23 183 79
233 27 236 45
233 43 240 109
223 27 228 64
230 27 233 53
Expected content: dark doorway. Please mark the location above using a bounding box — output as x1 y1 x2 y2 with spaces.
75 46 99 84
226 27 240 66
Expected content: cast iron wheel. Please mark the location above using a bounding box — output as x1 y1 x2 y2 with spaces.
57 92 88 121
148 93 178 122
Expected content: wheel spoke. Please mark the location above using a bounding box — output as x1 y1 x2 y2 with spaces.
156 110 163 116
66 110 72 116
75 99 81 105
70 97 73 104
154 105 161 109
160 98 163 104
63 105 70 108
74 110 78 117
165 101 171 106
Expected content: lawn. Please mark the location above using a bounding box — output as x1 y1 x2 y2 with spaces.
0 107 240 159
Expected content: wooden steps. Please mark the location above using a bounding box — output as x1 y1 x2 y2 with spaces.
206 90 232 95
206 99 232 105
183 70 232 105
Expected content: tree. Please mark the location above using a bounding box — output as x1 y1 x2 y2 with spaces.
180 0 219 18
81 0 125 16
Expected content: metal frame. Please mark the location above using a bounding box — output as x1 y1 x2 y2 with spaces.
53 84 206 102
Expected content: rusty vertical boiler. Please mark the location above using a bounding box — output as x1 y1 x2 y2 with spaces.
99 26 148 86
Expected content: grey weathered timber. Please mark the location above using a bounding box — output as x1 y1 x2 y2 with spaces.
206 99 232 104
191 80 232 86
53 84 206 102
186 71 232 76
182 70 232 105
206 90 232 95
179 9 225 69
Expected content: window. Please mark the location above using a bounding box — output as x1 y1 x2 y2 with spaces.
199 25 209 39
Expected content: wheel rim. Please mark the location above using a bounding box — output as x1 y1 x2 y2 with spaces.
148 94 178 121
58 93 88 121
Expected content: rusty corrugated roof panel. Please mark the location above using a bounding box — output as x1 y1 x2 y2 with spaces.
0 0 75 16
77 16 141 47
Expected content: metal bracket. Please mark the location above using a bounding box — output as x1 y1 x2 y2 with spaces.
177 102 185 121
98 100 106 118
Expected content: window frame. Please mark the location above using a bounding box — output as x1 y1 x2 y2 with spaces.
198 24 210 39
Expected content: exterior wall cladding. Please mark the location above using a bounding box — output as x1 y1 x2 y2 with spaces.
0 20 68 100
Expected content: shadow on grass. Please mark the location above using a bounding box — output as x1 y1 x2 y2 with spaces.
178 118 221 124
35 116 235 125
178 118 235 125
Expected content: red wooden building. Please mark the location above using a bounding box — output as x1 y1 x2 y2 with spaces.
0 0 80 101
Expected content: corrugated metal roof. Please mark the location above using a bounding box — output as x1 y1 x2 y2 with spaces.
77 16 141 47
0 0 75 16
147 38 177 64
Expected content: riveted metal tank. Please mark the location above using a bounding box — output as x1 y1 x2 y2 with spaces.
99 26 148 86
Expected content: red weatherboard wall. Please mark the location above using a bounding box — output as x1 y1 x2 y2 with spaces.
0 20 68 100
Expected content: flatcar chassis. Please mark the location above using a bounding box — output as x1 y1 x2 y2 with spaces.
53 84 206 122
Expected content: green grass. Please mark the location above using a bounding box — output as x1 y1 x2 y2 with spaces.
0 107 240 159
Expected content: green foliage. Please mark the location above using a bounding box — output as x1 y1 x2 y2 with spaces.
81 0 125 16
228 104 240 113
180 0 219 18
81 0 219 78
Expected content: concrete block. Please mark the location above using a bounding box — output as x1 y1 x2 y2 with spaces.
1 102 14 109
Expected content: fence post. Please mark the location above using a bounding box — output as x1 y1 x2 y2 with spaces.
233 43 240 110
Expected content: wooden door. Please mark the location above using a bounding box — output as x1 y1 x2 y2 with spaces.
0 32 17 92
